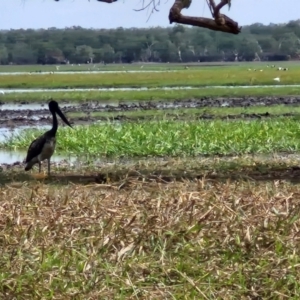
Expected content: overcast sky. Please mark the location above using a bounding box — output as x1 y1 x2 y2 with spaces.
0 0 299 30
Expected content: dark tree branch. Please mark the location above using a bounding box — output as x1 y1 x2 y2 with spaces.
215 0 229 17
56 0 241 35
97 0 117 3
169 0 241 34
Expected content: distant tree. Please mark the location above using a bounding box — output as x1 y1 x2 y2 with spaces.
96 44 115 63
237 37 262 61
0 45 8 64
74 45 94 63
191 30 214 56
158 40 178 62
2 18 300 64
256 37 277 53
11 42 36 64
278 32 300 58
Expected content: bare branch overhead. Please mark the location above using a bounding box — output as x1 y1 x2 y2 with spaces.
54 0 241 34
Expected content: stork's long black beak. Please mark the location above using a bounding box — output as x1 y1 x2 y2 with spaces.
56 106 72 128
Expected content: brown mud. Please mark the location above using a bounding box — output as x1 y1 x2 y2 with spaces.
1 151 300 183
1 96 300 128
2 161 300 186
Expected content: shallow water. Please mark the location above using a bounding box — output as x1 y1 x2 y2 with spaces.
0 149 166 166
0 150 299 167
0 125 67 158
0 102 77 111
0 85 299 94
0 149 78 165
0 70 177 76
0 125 50 142
0 124 79 164
0 87 194 93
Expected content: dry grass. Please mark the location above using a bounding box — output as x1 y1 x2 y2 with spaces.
1 177 300 299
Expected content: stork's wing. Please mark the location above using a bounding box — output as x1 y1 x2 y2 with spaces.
25 134 47 163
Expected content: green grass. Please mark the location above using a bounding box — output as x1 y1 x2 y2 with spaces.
2 86 300 103
0 63 184 73
4 118 300 157
0 62 217 73
0 66 300 88
0 61 287 73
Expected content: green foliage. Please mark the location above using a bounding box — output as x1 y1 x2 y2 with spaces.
4 118 300 157
1 20 300 65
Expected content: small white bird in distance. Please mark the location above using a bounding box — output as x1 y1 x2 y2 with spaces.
273 77 280 82
0 91 5 95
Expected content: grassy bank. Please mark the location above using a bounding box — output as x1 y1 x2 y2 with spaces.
2 86 300 103
3 118 300 157
0 67 300 88
1 178 300 298
0 62 225 73
0 64 179 73
0 61 288 73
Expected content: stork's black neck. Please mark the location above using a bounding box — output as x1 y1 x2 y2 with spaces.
48 109 58 136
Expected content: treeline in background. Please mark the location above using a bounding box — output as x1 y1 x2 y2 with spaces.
1 20 300 65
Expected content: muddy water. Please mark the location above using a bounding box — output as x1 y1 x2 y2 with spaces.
0 87 195 93
0 121 77 164
0 149 166 166
0 84 300 94
0 149 78 165
0 123 78 165
0 150 300 169
0 102 77 111
0 125 43 142
0 70 177 76
1 95 300 130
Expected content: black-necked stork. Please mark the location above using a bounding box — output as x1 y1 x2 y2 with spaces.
24 100 72 175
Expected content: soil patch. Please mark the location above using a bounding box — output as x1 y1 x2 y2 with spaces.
1 96 300 128
2 159 300 186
